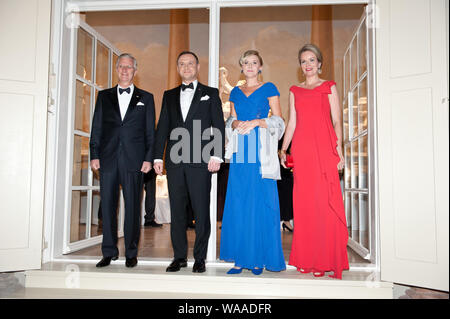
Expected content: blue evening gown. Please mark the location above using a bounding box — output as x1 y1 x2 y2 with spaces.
220 82 286 272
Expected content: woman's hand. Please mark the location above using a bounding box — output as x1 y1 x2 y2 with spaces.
337 154 345 171
236 119 260 135
279 150 287 169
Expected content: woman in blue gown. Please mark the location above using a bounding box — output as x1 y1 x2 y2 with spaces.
220 50 286 275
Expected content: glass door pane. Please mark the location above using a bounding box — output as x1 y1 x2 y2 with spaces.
76 28 93 81
96 41 110 89
351 38 358 89
112 53 119 86
359 134 368 189
358 76 368 133
91 190 102 237
74 80 91 133
358 21 367 78
72 135 90 186
359 193 369 249
70 190 88 242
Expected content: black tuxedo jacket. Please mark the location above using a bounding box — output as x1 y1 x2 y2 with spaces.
154 82 225 169
90 85 155 173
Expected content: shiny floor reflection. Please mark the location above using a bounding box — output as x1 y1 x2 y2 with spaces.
71 222 370 264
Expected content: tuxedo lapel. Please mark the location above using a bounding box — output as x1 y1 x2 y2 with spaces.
184 83 203 124
108 86 122 121
122 86 140 123
173 86 183 124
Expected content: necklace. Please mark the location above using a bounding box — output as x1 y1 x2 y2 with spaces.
244 82 261 89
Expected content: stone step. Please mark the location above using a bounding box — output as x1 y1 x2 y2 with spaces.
25 261 393 299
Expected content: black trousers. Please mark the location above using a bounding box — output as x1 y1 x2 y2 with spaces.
277 167 294 222
99 152 143 259
143 170 156 222
166 166 212 261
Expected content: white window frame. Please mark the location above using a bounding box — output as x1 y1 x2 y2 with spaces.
63 19 122 254
342 8 377 265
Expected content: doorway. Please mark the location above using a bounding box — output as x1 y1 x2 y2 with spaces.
53 0 376 270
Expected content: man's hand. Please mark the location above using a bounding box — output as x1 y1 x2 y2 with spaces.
154 162 164 176
90 159 100 171
208 158 221 173
141 161 152 174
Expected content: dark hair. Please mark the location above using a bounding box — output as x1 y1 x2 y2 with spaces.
177 51 199 64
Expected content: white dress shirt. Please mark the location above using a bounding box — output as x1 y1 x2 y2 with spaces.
117 84 134 120
180 80 197 121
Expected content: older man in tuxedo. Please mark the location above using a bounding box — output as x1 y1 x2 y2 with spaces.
154 51 225 273
90 53 155 268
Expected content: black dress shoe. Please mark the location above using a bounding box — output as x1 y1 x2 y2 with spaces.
192 260 206 273
144 220 162 227
125 257 138 268
96 256 118 268
166 258 188 272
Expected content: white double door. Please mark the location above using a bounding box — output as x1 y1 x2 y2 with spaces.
0 0 447 292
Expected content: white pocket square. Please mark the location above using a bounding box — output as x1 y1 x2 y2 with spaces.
200 95 210 101
137 101 145 106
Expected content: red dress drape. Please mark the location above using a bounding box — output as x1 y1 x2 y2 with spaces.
288 81 349 279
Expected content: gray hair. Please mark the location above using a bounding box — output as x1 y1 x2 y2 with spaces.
116 53 137 70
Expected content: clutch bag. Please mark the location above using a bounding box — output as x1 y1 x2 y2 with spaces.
285 154 294 168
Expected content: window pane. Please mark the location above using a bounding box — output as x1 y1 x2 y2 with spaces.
72 135 90 186
344 50 351 96
70 190 88 243
351 38 358 88
93 169 100 187
358 21 367 78
359 134 368 189
351 88 358 138
76 28 93 81
112 53 119 86
74 80 91 132
343 99 349 142
359 193 369 249
358 76 368 133
351 193 359 242
96 41 110 89
345 192 351 229
344 144 351 189
91 190 102 237
351 140 359 189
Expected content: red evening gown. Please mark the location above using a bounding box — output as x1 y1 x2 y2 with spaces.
288 81 349 279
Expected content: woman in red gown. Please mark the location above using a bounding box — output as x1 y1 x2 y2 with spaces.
280 44 349 279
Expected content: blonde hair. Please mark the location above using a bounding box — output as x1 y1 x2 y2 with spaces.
298 44 323 70
239 50 263 67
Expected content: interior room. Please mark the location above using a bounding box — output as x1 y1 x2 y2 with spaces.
67 3 372 267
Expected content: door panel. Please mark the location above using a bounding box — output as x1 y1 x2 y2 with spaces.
0 0 51 271
376 0 449 291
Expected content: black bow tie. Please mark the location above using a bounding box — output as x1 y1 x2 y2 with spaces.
181 83 194 91
119 87 131 95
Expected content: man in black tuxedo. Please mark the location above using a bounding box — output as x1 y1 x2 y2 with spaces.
154 51 225 273
90 53 155 268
